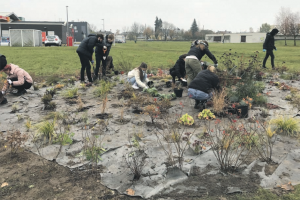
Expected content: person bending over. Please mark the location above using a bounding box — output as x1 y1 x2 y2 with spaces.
76 33 104 86
127 62 149 89
262 28 279 69
0 54 33 103
185 40 218 85
94 34 114 79
188 66 220 110
169 54 187 83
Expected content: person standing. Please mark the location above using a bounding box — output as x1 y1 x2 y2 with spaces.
0 54 33 103
94 34 114 79
169 54 187 83
76 33 104 86
185 40 218 85
262 28 279 69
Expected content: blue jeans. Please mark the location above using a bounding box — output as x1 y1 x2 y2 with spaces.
188 88 212 101
128 73 147 86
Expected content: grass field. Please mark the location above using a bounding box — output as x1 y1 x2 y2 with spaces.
0 40 299 78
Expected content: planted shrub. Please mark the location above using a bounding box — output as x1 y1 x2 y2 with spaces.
62 88 78 99
271 116 300 137
198 109 215 120
178 113 194 126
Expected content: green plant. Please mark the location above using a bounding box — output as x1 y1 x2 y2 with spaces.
33 84 39 90
93 80 112 97
34 120 56 143
198 109 216 120
285 94 292 101
117 52 134 72
11 103 18 113
41 93 52 104
120 80 124 84
271 116 300 137
255 81 265 92
239 97 253 109
62 88 78 99
178 113 194 126
53 132 74 145
113 76 120 81
143 87 159 97
253 93 267 105
143 104 161 123
25 118 32 131
17 114 23 121
260 108 269 118
46 75 60 85
46 88 57 97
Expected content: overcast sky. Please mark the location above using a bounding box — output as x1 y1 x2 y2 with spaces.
2 0 300 33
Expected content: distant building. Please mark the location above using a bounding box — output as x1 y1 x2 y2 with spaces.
206 33 267 43
0 12 90 44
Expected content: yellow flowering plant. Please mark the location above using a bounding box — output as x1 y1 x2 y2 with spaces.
178 113 194 126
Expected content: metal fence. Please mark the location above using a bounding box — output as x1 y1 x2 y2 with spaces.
9 29 42 47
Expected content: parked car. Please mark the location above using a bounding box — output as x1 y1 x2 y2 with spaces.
115 39 123 43
45 35 62 46
0 37 10 46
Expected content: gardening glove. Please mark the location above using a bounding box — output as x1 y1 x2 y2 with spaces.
274 48 277 51
214 64 218 68
103 46 107 50
103 56 106 60
91 60 94 64
263 49 266 52
1 91 5 95
7 79 12 85
144 86 149 89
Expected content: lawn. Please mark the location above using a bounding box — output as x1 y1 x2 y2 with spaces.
0 40 299 78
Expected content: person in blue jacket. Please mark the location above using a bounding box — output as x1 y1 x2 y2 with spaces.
262 28 279 69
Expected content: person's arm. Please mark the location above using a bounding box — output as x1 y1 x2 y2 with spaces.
134 70 147 88
204 48 218 64
11 70 25 86
174 62 183 79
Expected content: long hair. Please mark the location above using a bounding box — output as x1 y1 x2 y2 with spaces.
3 65 11 72
137 62 147 81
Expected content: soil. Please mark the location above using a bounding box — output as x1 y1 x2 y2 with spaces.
265 162 279 176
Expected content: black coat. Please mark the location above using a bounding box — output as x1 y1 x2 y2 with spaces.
95 36 113 57
188 70 220 93
187 46 218 64
263 29 279 51
76 34 103 60
170 54 186 79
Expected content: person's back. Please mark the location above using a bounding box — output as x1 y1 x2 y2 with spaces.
189 70 219 93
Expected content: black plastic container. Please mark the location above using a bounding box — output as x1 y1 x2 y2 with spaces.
166 81 172 88
237 105 248 118
114 70 119 75
174 88 183 97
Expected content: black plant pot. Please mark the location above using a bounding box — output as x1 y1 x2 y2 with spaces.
166 81 172 88
114 70 119 75
174 88 183 97
236 105 248 118
181 80 187 87
147 81 154 88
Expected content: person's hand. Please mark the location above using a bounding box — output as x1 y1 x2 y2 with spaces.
214 64 218 68
263 49 266 52
91 60 94 64
1 91 5 95
103 56 106 60
7 79 12 85
103 46 107 50
144 86 149 89
275 48 277 51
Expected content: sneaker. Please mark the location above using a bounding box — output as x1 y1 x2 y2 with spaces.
262 66 267 69
85 82 92 87
132 83 139 89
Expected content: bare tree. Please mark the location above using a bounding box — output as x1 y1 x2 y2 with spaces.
276 7 292 46
131 22 141 40
161 22 175 41
289 12 300 46
249 27 254 33
143 26 153 40
88 24 98 34
122 26 129 40
115 29 120 35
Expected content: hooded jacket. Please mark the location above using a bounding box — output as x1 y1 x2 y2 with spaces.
263 29 279 51
170 54 187 79
76 34 103 59
188 70 220 93
187 46 218 64
95 35 113 57
2 64 33 92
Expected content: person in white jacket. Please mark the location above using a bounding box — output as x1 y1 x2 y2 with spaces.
127 62 149 89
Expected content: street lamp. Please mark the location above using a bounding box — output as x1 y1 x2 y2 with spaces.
66 6 69 37
101 19 104 32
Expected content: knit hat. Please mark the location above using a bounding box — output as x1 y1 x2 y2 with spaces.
0 54 7 71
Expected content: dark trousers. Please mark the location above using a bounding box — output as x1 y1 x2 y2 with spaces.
170 71 181 83
95 54 107 76
263 50 275 68
10 77 32 91
78 52 92 82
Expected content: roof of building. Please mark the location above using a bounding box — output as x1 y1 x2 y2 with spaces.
0 12 19 21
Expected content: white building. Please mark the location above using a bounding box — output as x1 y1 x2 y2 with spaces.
205 33 267 43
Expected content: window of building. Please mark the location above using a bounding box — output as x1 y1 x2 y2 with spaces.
213 36 222 41
241 36 246 42
2 30 9 37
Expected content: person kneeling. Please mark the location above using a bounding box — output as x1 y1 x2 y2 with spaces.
188 66 220 110
0 54 33 103
127 62 149 89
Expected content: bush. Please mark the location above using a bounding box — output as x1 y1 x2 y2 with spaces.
271 116 300 137
62 88 78 99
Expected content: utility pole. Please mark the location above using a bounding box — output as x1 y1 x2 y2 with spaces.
102 19 104 32
66 6 69 37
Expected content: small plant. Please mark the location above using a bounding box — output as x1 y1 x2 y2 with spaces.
77 97 84 111
120 80 124 84
80 83 86 89
260 108 270 118
34 120 56 144
5 130 28 155
33 84 39 90
192 140 206 154
143 104 161 123
41 93 52 105
25 118 32 131
17 114 23 121
178 113 194 126
125 150 146 180
93 80 112 97
11 103 19 113
198 109 216 120
239 97 253 109
46 75 60 85
53 132 74 145
62 88 78 99
254 93 267 105
101 95 108 114
48 101 57 110
271 116 300 137
285 95 292 101
212 89 227 115
113 76 120 81
143 87 159 97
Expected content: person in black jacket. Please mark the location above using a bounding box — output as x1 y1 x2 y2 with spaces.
76 33 104 85
185 40 218 85
169 54 187 83
188 66 221 109
262 28 279 69
94 34 115 79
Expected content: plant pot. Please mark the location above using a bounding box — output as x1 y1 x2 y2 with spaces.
147 81 154 88
181 80 187 87
120 71 125 75
166 81 172 88
114 70 119 75
174 88 183 97
236 105 248 118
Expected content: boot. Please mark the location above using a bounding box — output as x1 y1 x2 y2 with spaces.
194 100 200 109
0 97 8 105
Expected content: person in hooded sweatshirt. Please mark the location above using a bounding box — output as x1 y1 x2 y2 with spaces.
185 40 218 86
169 54 187 83
188 65 221 110
262 28 279 69
76 33 105 86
